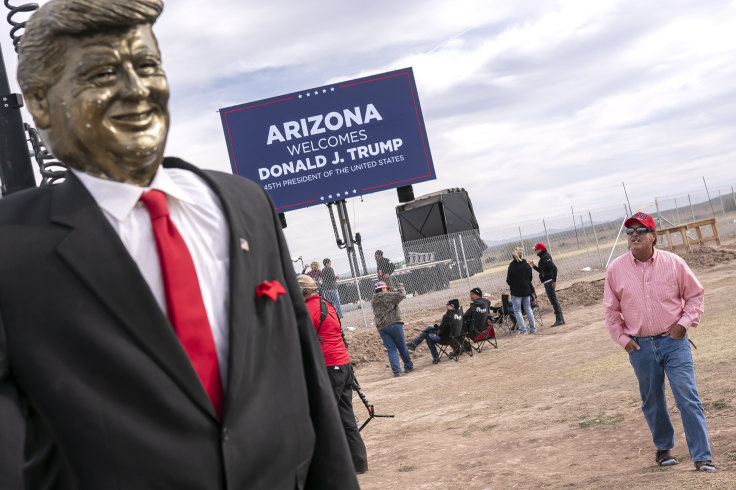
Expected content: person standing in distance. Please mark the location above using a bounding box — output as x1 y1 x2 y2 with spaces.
604 212 715 472
371 281 413 377
298 275 368 474
506 247 536 335
374 250 395 287
320 258 343 319
0 1 358 488
529 243 565 327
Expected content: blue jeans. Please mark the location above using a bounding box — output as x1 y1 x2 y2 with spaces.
510 295 535 334
628 335 711 462
543 281 562 315
378 322 414 375
322 289 343 318
409 325 441 360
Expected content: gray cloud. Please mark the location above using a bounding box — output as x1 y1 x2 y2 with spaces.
1 0 733 263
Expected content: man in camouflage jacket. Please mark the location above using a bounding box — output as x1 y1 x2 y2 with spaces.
371 282 413 377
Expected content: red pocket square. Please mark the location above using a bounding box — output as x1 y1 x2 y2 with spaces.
256 280 286 301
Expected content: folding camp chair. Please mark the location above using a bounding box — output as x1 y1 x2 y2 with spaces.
435 307 464 362
469 318 498 352
498 294 517 336
529 290 543 327
456 317 474 358
467 301 496 352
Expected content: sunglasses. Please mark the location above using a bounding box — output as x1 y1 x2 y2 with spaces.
626 227 655 235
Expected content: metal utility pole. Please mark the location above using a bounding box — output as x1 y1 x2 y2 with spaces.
0 39 35 195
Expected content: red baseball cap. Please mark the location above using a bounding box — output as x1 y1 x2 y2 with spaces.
624 212 656 231
533 243 546 251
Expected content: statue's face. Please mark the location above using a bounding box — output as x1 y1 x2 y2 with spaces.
38 24 169 185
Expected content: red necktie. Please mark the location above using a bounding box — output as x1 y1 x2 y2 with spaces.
140 190 224 418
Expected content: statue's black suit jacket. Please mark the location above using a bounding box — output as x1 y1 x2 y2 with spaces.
0 158 359 490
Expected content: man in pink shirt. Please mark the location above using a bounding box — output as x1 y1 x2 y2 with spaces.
604 212 715 472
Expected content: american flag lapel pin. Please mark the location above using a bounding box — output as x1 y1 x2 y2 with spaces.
240 238 250 252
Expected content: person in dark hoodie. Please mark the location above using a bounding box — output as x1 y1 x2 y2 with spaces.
463 287 495 335
529 242 565 327
406 299 463 364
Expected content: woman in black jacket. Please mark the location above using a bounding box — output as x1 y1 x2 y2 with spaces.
506 247 536 335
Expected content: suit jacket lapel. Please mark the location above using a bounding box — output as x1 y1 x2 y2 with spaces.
49 173 218 420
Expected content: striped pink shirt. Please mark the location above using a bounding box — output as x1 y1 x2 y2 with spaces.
604 248 704 347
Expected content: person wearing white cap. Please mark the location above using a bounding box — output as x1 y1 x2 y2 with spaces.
371 281 413 377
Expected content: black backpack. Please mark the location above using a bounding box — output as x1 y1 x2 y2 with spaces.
316 298 349 349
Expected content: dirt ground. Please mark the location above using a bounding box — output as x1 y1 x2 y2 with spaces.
347 242 736 489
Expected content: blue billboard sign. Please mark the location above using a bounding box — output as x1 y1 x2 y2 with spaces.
220 67 435 212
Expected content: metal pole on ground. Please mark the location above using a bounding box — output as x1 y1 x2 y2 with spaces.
718 190 725 217
655 198 661 228
675 198 681 224
688 194 695 221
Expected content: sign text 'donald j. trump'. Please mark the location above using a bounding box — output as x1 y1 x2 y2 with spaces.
220 67 435 211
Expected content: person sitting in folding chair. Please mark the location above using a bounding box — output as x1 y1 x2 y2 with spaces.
406 299 463 364
463 287 494 337
464 288 499 351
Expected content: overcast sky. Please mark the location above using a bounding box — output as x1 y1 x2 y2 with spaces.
2 0 735 267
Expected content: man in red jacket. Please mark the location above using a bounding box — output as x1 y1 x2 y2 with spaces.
298 275 368 474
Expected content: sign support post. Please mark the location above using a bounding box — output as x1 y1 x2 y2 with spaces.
334 200 368 328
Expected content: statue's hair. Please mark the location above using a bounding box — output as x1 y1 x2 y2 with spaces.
17 0 164 94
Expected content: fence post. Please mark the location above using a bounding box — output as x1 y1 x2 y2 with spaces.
732 186 736 211
622 182 633 216
589 211 604 269
579 215 590 258
718 190 725 216
452 236 466 286
543 219 551 253
688 194 695 221
571 206 580 249
518 226 525 252
655 198 661 228
351 275 368 328
458 234 472 290
675 198 681 224
703 177 716 218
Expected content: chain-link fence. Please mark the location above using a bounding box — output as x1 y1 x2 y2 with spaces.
299 184 736 331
